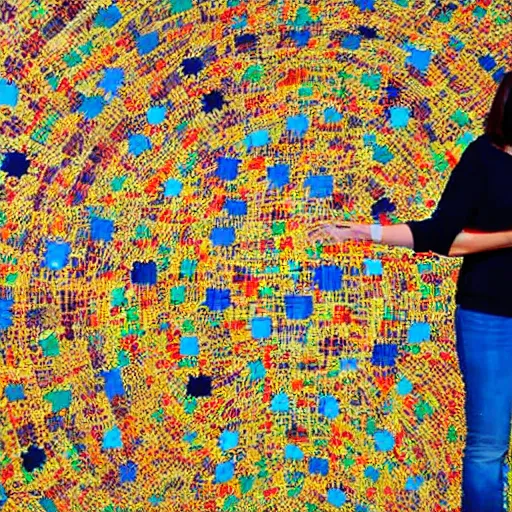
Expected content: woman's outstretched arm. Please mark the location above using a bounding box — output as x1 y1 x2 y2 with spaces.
308 222 512 258
309 138 512 256
373 224 512 256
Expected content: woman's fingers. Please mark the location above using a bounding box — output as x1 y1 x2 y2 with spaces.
308 223 357 246
325 227 347 243
309 225 333 243
320 226 343 244
308 227 324 241
308 225 328 237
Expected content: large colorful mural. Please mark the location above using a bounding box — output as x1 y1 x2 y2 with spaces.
0 0 510 510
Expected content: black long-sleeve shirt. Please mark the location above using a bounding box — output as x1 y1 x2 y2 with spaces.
406 133 512 317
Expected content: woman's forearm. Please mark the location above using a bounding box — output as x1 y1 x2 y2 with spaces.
448 230 512 257
349 223 415 248
380 224 415 248
349 223 512 257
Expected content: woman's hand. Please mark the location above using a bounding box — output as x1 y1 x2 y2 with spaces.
308 221 371 245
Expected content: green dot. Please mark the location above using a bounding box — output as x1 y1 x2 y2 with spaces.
243 64 264 83
5 273 17 284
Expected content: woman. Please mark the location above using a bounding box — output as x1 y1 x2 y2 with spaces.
309 71 512 512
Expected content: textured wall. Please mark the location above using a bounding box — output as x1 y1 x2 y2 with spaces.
0 0 510 510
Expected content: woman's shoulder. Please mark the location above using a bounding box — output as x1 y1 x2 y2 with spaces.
465 133 492 156
471 132 490 148
455 133 489 170
474 132 512 157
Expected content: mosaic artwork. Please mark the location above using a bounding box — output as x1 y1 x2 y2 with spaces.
0 0 511 510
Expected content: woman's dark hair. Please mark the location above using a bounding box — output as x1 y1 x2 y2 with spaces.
485 71 512 147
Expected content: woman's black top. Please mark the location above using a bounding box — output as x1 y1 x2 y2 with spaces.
406 133 512 318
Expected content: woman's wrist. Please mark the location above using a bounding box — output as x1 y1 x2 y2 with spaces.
370 224 382 243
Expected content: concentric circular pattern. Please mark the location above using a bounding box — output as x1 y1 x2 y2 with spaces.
0 1 510 510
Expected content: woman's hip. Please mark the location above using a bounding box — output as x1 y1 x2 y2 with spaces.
455 305 512 343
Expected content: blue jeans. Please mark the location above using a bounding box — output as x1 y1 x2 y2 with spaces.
455 306 512 511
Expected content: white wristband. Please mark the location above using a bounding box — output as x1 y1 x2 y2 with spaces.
370 224 382 243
